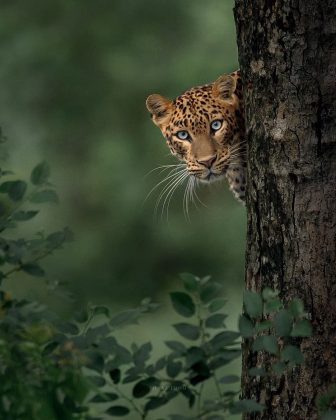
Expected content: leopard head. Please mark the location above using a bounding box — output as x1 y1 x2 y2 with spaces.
146 73 245 184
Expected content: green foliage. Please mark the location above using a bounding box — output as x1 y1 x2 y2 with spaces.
0 162 258 419
239 288 312 378
0 163 86 419
30 161 51 186
170 292 196 317
317 384 336 419
243 290 263 318
75 273 258 419
0 162 314 419
0 310 90 419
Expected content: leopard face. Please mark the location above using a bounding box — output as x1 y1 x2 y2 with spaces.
146 71 246 203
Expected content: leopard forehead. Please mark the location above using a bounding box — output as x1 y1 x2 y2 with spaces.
166 85 231 134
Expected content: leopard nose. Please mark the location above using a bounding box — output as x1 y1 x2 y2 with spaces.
197 155 217 168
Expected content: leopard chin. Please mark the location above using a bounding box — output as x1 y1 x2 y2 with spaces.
196 171 226 183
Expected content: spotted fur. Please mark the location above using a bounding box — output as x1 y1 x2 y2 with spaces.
146 71 246 203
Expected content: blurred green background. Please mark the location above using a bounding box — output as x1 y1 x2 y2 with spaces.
0 0 245 416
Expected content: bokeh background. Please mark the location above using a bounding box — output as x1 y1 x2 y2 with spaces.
0 0 245 417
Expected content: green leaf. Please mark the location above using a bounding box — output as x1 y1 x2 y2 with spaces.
173 323 200 341
22 262 45 277
243 290 262 318
289 298 305 317
200 282 222 304
291 319 312 337
106 406 130 416
230 399 264 414
189 360 211 385
0 180 27 201
200 275 211 285
180 386 196 408
209 354 240 370
209 331 240 351
133 342 152 366
109 369 121 384
110 309 141 328
88 376 106 387
281 345 304 365
261 335 278 355
274 310 293 336
154 356 166 372
170 292 195 317
74 309 88 323
208 298 227 313
255 320 273 333
272 362 286 376
43 341 58 355
205 313 227 328
87 350 105 372
12 210 39 221
180 272 198 292
219 375 240 384
252 336 264 352
145 396 167 411
92 305 110 318
30 189 59 203
238 315 254 338
90 393 118 403
46 231 66 246
249 367 266 377
133 377 159 398
264 298 283 313
185 346 204 368
166 359 182 378
30 161 50 185
262 288 279 301
110 344 132 366
165 340 186 354
252 336 278 355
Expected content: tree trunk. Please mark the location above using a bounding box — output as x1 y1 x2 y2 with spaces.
234 1 336 418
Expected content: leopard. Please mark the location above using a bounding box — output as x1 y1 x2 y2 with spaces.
145 70 246 205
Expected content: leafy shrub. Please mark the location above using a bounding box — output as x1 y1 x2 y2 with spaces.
0 160 313 419
239 289 312 378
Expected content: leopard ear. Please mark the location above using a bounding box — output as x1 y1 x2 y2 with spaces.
213 74 236 100
146 94 173 126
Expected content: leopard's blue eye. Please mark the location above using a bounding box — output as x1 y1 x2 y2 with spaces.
211 120 222 131
176 131 190 140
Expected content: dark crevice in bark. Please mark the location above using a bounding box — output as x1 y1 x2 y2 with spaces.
315 83 323 156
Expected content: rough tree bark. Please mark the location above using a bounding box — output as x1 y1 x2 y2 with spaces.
234 1 336 418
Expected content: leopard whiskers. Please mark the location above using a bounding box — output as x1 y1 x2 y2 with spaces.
154 170 187 212
227 142 247 156
144 163 185 178
154 169 189 219
183 176 193 221
144 166 187 203
163 172 190 220
182 176 207 221
227 152 247 163
189 177 199 211
228 156 247 164
192 178 207 209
